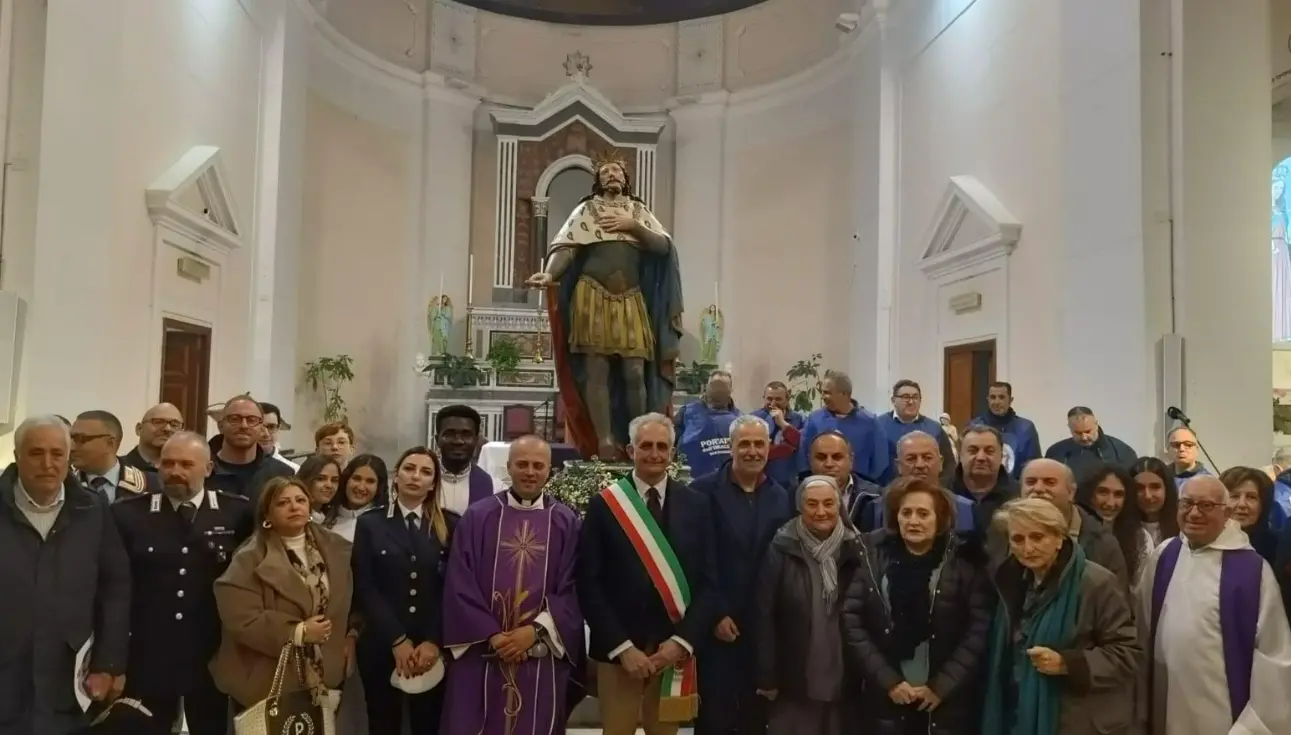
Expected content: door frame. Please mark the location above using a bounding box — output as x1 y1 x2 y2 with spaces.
942 337 998 427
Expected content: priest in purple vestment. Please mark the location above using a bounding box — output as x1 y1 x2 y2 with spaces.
442 435 584 735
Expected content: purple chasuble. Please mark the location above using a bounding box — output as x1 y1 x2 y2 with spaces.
1149 537 1264 723
442 494 584 735
470 465 496 505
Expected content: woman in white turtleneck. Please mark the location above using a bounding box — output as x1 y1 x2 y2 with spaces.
321 454 388 542
1130 456 1180 558
211 476 355 712
298 455 343 524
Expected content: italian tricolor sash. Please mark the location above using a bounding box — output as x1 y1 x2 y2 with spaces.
600 477 700 722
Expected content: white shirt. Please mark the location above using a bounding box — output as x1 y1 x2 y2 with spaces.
327 504 372 543
1138 521 1291 735
169 489 204 511
440 466 503 516
397 501 424 527
82 462 122 502
15 478 64 539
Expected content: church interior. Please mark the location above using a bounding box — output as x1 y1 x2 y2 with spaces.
0 0 1288 470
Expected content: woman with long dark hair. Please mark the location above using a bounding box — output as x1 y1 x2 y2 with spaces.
321 454 388 542
297 454 343 524
1075 464 1146 586
1130 457 1178 553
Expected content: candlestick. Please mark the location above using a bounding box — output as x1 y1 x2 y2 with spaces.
467 254 475 306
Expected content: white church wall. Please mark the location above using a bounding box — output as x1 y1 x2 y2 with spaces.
892 0 1068 441
17 0 263 442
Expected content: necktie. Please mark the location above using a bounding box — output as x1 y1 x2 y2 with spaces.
177 501 196 526
405 512 420 543
646 487 664 526
87 476 110 496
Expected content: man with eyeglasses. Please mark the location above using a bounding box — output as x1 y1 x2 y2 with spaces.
204 395 294 505
1137 475 1291 735
71 410 160 502
123 403 184 473
256 401 299 472
1167 425 1212 489
876 379 956 486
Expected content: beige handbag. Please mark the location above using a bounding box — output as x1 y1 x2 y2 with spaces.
232 644 341 735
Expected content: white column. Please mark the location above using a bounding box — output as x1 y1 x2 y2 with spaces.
493 137 518 287
392 82 479 446
669 95 729 364
1166 0 1272 465
25 0 124 414
249 0 308 410
1055 0 1151 449
635 145 657 210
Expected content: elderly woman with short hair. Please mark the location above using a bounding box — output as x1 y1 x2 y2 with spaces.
980 498 1140 735
753 475 862 735
842 477 992 735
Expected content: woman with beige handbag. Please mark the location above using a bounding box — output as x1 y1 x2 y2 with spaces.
210 476 356 733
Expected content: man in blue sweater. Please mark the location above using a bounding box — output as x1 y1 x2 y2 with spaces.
876 379 956 486
797 371 889 484
970 381 1040 479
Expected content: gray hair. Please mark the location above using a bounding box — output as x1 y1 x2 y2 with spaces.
1000 497 1068 538
795 474 841 511
709 370 733 384
728 414 770 442
628 412 675 446
163 431 211 461
1273 446 1291 466
896 430 939 454
15 414 72 452
823 371 853 394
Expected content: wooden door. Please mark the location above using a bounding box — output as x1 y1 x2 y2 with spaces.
161 319 212 435
943 339 996 429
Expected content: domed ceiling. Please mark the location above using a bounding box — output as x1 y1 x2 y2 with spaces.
454 0 772 26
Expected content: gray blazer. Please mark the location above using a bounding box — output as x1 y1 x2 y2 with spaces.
0 465 131 735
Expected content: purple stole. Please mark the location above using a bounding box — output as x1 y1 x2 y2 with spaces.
1148 537 1264 723
469 465 495 505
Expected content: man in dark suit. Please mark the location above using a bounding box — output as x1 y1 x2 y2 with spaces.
578 412 719 735
70 410 161 502
0 414 131 735
111 431 252 735
689 415 792 735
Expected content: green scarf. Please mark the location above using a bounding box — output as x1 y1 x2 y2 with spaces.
980 543 1086 735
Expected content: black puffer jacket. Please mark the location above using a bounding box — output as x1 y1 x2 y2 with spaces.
841 529 993 735
753 521 864 700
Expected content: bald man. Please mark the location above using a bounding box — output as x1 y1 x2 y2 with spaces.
441 435 584 735
1005 458 1129 588
123 403 184 473
1138 476 1291 734
111 431 253 735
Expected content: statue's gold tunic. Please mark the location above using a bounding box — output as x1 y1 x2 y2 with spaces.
549 197 671 360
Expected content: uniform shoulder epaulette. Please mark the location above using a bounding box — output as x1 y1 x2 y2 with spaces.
119 466 148 496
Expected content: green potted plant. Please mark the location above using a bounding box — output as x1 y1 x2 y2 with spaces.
786 353 824 413
303 355 356 423
424 353 489 389
486 337 523 381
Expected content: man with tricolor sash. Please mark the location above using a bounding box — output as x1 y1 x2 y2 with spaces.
578 412 720 735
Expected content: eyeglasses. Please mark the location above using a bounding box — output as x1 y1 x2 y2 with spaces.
223 414 263 427
1179 499 1222 514
894 394 921 402
70 433 112 445
263 423 280 433
146 419 184 430
1169 441 1198 450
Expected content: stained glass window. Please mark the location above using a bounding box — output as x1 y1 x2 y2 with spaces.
1273 158 1291 342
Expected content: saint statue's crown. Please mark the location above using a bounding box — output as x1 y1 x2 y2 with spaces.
592 150 629 172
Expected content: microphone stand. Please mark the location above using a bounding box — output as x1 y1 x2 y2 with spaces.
1174 415 1220 474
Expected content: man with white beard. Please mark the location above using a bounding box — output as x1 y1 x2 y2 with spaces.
1138 476 1291 734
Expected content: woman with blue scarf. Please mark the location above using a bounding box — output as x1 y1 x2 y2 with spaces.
981 498 1140 735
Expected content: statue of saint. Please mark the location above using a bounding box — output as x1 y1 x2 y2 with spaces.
427 294 452 356
699 304 723 365
526 152 683 459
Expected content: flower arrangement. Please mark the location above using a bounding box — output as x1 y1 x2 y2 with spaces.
547 454 690 518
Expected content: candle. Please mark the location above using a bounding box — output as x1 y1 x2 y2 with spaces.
467 254 475 305
714 281 720 312
437 272 444 306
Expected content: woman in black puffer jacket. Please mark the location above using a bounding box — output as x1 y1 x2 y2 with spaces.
841 477 994 735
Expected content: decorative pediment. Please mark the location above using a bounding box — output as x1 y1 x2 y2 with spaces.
145 146 242 256
488 74 668 143
918 175 1021 281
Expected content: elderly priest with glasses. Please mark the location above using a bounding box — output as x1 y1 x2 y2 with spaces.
1137 475 1291 735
